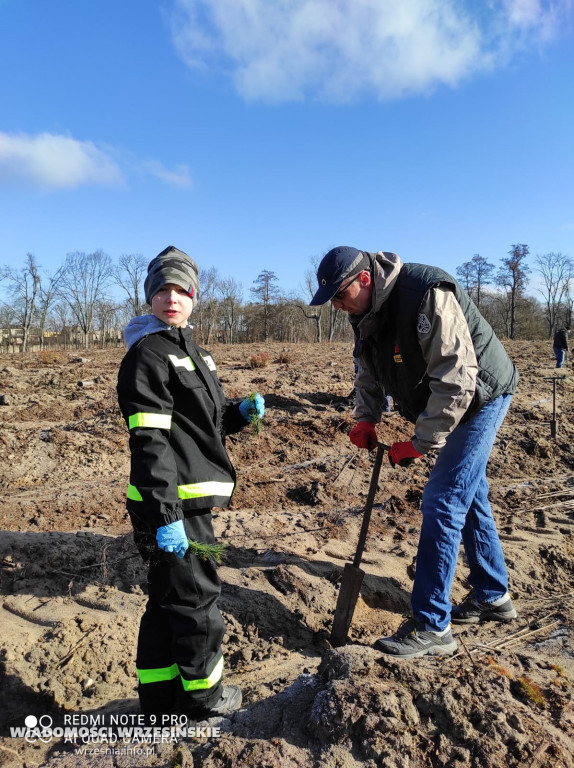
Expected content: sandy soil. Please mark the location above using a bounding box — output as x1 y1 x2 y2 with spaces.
0 340 573 768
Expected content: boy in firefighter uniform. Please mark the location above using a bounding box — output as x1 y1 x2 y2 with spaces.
117 246 264 718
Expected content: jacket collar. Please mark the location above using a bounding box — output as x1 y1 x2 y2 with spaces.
351 251 403 337
123 314 192 349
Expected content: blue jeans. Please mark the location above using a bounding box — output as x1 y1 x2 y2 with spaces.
554 347 565 368
411 394 512 631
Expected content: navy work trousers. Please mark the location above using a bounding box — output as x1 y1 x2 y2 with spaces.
129 509 226 717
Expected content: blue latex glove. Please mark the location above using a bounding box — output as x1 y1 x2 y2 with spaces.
156 520 188 558
239 393 265 421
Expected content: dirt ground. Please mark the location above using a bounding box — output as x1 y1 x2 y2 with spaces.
0 339 573 768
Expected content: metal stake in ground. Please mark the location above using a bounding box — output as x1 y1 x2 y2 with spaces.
543 375 566 438
330 441 388 647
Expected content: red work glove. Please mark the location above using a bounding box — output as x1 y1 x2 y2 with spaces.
349 421 377 450
388 441 422 468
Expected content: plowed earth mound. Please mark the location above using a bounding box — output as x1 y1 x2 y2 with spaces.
0 341 573 768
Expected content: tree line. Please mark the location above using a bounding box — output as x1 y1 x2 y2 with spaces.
0 245 572 352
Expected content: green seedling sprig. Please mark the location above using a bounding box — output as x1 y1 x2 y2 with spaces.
144 539 227 564
187 539 227 564
247 391 262 435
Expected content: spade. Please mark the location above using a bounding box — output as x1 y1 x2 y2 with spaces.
330 441 388 647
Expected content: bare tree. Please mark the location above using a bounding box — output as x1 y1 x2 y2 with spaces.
456 261 472 293
114 253 148 317
298 269 324 342
297 303 323 342
196 267 220 345
456 254 495 309
478 292 508 338
328 303 348 342
47 301 73 349
534 252 574 336
37 273 59 350
273 299 303 342
0 253 41 352
116 300 136 335
518 295 546 339
95 300 122 347
497 244 531 339
565 284 574 330
250 270 279 342
0 301 18 352
218 277 243 344
56 250 113 348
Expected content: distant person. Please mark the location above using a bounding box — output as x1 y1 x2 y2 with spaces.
553 328 570 368
117 246 264 720
310 246 518 659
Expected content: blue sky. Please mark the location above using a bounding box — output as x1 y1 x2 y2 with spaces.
0 0 573 301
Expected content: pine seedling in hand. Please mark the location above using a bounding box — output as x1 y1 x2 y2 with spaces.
187 539 227 564
247 391 262 435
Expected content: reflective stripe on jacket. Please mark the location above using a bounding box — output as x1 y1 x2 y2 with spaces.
117 325 246 528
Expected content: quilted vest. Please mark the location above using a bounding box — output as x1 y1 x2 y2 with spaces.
358 263 518 424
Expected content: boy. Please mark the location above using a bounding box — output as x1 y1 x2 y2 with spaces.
117 246 264 718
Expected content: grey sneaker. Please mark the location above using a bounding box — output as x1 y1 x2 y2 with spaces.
451 592 517 624
373 618 457 659
207 685 243 716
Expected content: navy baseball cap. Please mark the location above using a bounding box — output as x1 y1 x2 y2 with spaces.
310 246 368 305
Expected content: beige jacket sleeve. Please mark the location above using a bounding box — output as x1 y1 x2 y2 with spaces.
411 286 477 454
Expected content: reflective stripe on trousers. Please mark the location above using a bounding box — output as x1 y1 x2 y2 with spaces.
137 654 224 691
130 510 226 715
127 481 234 502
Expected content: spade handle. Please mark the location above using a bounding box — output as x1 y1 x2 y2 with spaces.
352 442 388 569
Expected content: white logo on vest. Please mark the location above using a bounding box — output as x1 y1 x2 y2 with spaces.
417 313 431 334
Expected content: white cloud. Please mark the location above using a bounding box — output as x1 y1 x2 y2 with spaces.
502 0 569 40
170 0 572 102
143 160 193 189
0 132 124 189
0 132 194 191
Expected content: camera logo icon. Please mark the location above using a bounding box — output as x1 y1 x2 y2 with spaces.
24 715 54 744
